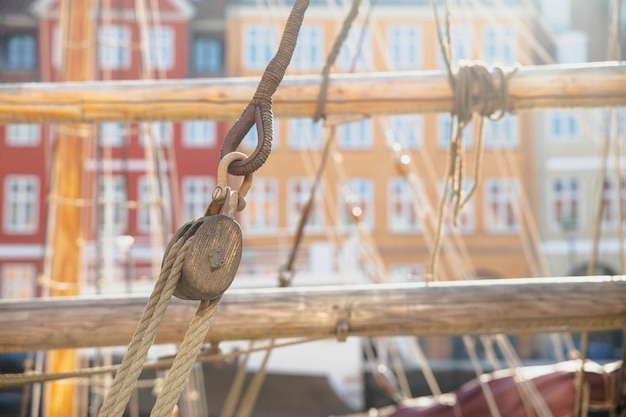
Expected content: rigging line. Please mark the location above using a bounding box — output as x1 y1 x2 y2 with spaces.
574 331 590 417
235 339 275 417
494 334 554 417
387 337 413 400
313 0 362 122
462 336 503 417
220 341 254 417
279 128 335 286
408 338 442 397
0 337 322 389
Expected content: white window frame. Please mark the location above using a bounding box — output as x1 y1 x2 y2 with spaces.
482 26 517 66
240 177 278 234
337 24 371 71
99 175 128 234
243 24 277 70
148 27 174 70
338 178 374 231
437 114 472 149
388 177 421 234
387 25 423 70
3 175 39 235
291 25 323 71
181 176 214 221
387 115 422 150
287 178 324 233
137 175 172 233
98 25 131 70
288 118 322 150
99 123 125 147
546 110 580 141
183 121 216 148
484 115 518 149
483 178 519 234
6 124 40 146
337 120 372 150
1 263 36 299
549 176 583 232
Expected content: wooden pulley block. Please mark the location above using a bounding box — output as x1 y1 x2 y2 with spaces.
173 214 243 301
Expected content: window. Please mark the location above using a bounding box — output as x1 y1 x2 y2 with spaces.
183 121 216 148
387 115 422 150
1 264 36 299
240 177 278 233
484 178 519 233
388 25 423 70
436 25 473 69
337 24 371 71
98 176 128 233
98 123 126 147
137 176 172 233
291 25 323 71
388 178 421 233
243 25 277 70
192 38 222 73
550 177 582 231
0 34 36 70
182 176 214 221
338 178 373 230
439 179 475 234
388 264 425 283
141 122 171 147
148 27 174 70
288 118 323 150
484 115 518 149
6 124 40 146
438 114 472 149
337 120 372 149
287 178 324 232
547 110 580 140
600 177 626 228
482 26 517 65
98 25 131 70
3 175 39 234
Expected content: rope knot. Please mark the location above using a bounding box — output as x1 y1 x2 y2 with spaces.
451 61 518 125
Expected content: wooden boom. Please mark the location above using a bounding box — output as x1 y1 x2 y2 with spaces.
0 62 624 124
0 276 625 353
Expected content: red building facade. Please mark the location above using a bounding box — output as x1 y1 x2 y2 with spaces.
0 0 226 297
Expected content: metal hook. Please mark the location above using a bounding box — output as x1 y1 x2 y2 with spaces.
206 152 254 216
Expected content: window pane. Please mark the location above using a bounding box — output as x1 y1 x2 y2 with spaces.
3 175 39 234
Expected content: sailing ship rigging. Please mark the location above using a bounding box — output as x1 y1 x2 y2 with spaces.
0 0 625 416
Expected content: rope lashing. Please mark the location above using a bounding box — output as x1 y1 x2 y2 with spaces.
428 0 518 281
220 0 310 176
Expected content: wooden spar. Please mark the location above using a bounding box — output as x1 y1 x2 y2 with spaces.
44 0 94 415
1 276 625 353
0 62 624 124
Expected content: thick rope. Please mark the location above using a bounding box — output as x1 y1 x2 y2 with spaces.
99 223 200 417
221 0 310 176
150 297 222 417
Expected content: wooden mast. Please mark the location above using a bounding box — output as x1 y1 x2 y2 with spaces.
44 0 94 415
0 62 624 123
2 276 625 352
